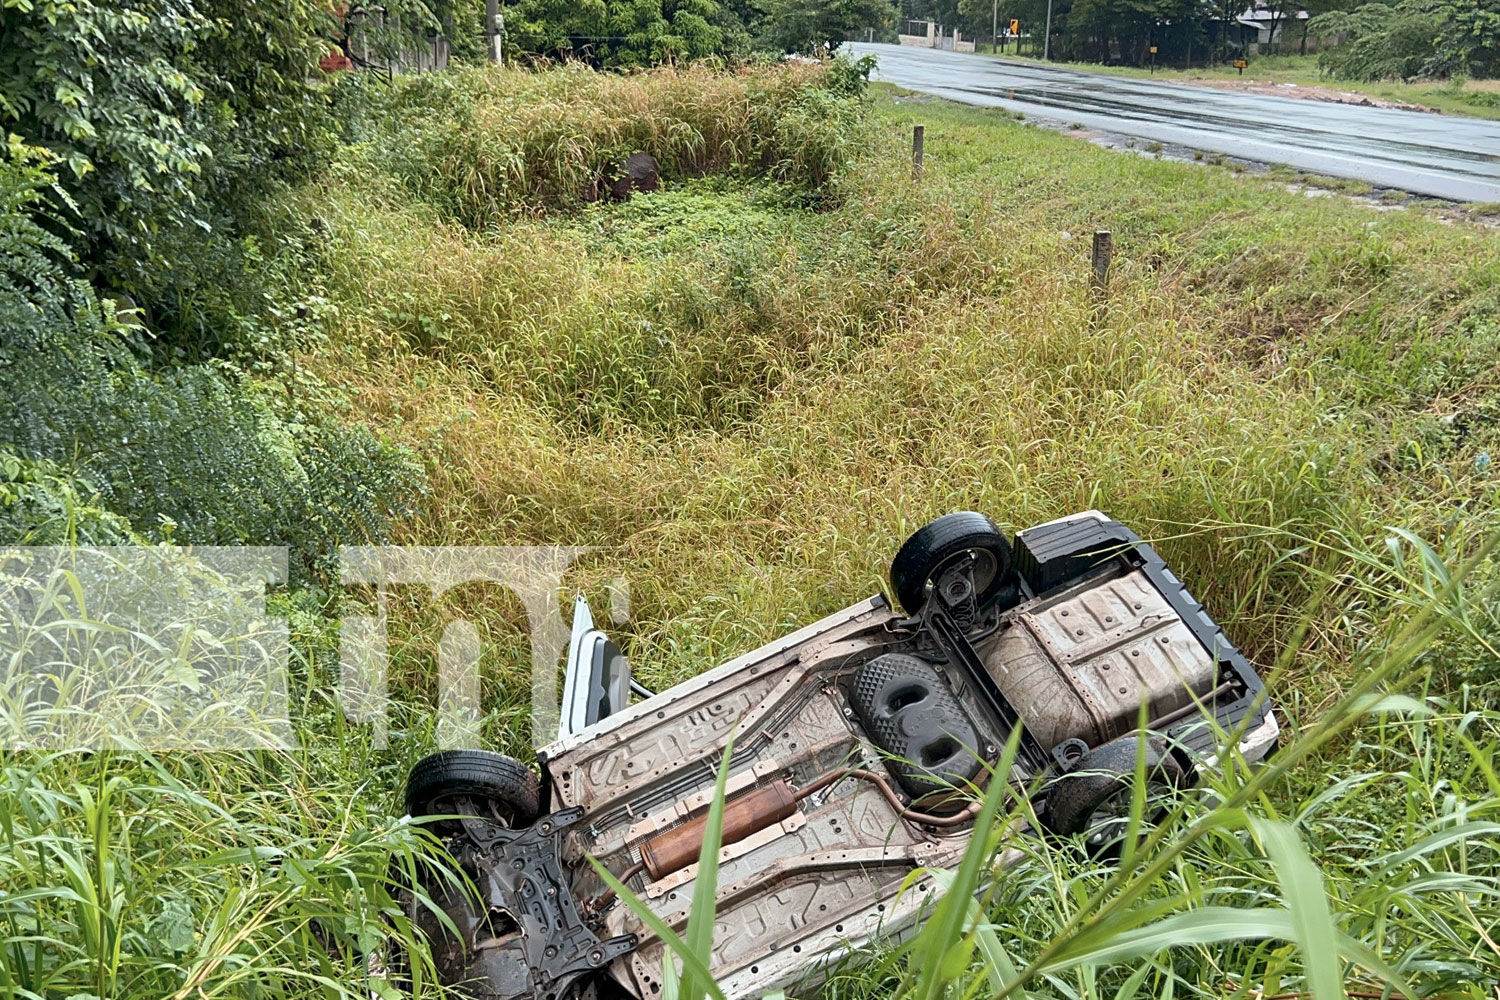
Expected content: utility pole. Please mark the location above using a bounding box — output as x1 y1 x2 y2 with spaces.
1043 0 1053 59
992 0 998 53
485 0 502 62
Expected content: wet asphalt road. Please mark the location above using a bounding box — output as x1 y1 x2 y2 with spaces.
847 42 1500 202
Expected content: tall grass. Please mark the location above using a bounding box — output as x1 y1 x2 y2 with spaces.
0 576 458 999
364 62 869 227
0 749 452 999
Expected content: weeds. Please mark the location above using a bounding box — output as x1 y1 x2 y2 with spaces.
0 749 453 999
365 62 869 228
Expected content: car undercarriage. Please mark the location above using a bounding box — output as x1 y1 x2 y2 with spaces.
400 510 1279 1000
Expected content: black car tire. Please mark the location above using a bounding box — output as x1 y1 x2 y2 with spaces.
1043 734 1183 840
405 750 541 833
890 511 1014 614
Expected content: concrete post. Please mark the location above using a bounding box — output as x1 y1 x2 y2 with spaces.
486 0 501 62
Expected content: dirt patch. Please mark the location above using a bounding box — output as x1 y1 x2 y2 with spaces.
1171 77 1436 113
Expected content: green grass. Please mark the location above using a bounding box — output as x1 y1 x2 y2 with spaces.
1264 165 1378 196
0 674 457 998
4 61 1499 999
980 51 1500 119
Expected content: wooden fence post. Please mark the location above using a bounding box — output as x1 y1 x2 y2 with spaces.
1091 230 1113 294
912 124 925 181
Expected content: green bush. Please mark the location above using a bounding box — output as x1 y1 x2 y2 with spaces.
0 451 134 545
5 355 420 550
0 142 423 569
1313 0 1500 80
0 0 442 356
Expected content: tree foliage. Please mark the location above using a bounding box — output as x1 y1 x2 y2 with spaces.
1313 0 1499 79
501 0 732 64
1068 0 1203 61
752 0 897 53
0 1 215 266
0 13 422 565
495 0 893 61
0 0 456 349
0 0 343 270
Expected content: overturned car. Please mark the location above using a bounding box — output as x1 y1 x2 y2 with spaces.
401 510 1278 1000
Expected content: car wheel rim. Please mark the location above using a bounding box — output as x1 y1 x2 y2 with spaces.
926 547 998 600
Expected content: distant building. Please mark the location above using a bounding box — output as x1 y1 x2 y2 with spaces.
1214 3 1310 54
897 19 977 53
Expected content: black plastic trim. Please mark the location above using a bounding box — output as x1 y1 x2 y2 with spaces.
922 605 1053 773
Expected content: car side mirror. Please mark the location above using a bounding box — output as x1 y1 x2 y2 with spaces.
559 594 632 738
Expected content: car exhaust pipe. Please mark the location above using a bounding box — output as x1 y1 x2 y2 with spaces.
639 779 799 880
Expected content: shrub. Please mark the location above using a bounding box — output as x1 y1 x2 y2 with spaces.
363 60 871 227
0 451 134 545
1313 0 1500 81
0 141 423 569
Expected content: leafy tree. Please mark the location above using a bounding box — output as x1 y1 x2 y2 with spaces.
900 0 995 43
0 1 219 267
608 0 726 65
1054 0 1201 63
503 0 608 56
0 0 332 359
956 0 1003 47
0 0 451 344
753 0 897 52
501 0 736 65
1424 0 1499 77
1313 0 1498 79
1296 0 1352 54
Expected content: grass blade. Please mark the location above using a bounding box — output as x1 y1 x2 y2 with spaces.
904 725 1024 1000
682 735 735 1000
1249 818 1341 1000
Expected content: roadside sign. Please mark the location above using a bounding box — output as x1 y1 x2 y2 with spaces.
1010 18 1019 34
1149 45 1157 53
1233 58 1247 67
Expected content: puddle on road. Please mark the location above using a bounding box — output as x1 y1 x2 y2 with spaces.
949 84 1500 169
